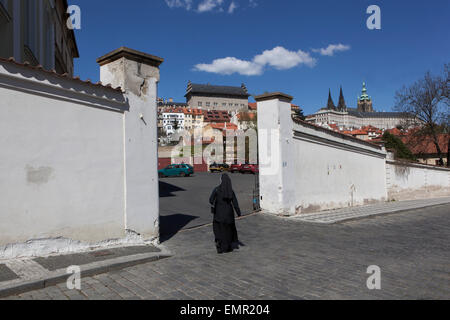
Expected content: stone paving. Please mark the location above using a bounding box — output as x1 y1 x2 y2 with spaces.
2 203 450 300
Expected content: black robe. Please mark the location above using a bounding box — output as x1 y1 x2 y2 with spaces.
209 186 241 253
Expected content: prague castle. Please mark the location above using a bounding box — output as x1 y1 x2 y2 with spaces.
307 83 408 130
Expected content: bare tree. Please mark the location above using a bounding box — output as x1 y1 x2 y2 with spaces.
395 64 449 166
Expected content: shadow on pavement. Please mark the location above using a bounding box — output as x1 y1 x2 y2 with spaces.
159 181 186 198
160 214 199 243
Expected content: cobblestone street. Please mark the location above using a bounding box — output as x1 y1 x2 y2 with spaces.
4 203 450 300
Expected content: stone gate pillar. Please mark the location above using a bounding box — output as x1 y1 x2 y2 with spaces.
97 47 163 240
256 92 296 216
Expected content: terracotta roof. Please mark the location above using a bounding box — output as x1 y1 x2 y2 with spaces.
351 129 369 135
203 110 230 123
292 116 383 150
237 112 257 121
209 123 238 130
182 108 204 116
401 134 449 155
0 57 122 92
162 107 185 114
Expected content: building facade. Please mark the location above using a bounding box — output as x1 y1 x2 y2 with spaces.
185 82 250 112
307 83 408 130
162 108 185 135
0 0 79 76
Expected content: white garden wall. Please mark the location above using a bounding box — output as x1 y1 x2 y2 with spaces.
386 159 450 200
256 92 448 216
292 122 387 213
0 47 163 258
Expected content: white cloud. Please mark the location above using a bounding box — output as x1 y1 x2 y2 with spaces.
248 0 258 8
194 46 317 76
228 1 238 14
312 44 351 56
164 0 257 13
165 0 193 10
194 57 263 76
197 0 224 13
254 46 316 69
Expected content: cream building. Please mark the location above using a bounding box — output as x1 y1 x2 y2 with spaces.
0 0 79 75
185 82 250 112
307 83 411 130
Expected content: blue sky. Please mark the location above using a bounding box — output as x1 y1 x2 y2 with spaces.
72 0 450 115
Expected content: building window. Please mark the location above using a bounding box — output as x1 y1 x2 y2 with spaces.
25 0 38 59
206 102 210 107
198 102 202 107
0 0 10 18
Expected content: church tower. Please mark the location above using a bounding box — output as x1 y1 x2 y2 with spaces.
357 82 373 112
337 86 347 111
326 89 336 110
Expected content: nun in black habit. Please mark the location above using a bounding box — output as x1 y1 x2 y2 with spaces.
209 173 242 254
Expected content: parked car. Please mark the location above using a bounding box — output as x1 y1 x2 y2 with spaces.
240 164 259 174
209 163 230 173
230 164 242 173
159 164 194 178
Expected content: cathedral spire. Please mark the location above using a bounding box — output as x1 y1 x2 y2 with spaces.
337 86 347 111
327 89 336 110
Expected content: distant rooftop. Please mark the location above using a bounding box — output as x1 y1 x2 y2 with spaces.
185 82 250 98
347 108 409 118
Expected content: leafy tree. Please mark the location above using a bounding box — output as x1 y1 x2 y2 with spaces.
295 108 306 121
382 132 415 161
394 63 449 165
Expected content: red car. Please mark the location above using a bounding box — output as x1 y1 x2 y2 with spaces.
230 164 242 173
240 164 259 174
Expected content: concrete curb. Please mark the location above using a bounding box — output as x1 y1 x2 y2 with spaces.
0 247 172 298
287 199 450 224
325 202 450 224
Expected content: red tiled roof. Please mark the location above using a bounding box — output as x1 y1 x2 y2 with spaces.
203 110 230 123
401 134 449 155
0 57 122 92
237 112 257 121
208 123 238 130
350 129 369 136
291 117 384 149
182 108 203 116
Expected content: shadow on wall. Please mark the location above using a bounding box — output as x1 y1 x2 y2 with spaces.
159 181 186 197
159 214 198 242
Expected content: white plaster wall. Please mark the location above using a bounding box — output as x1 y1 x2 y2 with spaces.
0 81 126 246
291 125 387 212
258 96 387 215
386 161 450 199
100 57 160 240
257 98 296 215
